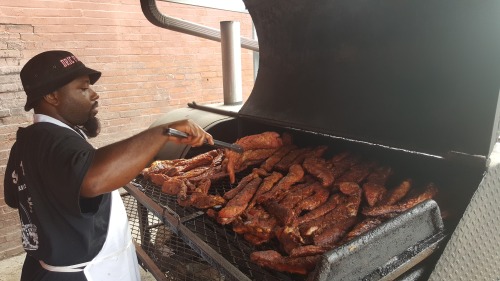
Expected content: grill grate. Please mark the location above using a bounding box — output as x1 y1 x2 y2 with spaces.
122 191 225 281
124 176 305 281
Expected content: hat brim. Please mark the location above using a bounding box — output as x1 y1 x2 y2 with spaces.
24 66 101 111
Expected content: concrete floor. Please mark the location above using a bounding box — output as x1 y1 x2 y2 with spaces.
0 252 156 281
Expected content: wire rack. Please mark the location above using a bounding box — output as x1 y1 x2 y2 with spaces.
122 191 224 281
121 176 304 281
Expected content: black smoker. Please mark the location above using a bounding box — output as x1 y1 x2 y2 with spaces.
128 0 500 280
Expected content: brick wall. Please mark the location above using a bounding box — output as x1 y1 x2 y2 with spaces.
0 0 254 259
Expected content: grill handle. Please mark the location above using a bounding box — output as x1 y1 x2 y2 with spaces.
163 128 244 153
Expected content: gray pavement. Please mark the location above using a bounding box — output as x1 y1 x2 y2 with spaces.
0 253 156 281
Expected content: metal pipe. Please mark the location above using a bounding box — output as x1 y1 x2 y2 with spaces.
221 21 243 105
140 0 259 52
187 101 239 117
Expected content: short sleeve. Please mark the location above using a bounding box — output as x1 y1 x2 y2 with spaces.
33 125 96 217
4 142 20 209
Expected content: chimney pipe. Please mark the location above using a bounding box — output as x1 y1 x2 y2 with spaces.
220 21 243 105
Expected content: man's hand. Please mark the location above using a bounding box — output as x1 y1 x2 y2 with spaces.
165 119 214 147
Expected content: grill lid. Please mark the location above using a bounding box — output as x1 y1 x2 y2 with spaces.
240 0 500 160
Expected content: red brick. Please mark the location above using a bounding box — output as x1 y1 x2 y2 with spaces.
0 0 254 258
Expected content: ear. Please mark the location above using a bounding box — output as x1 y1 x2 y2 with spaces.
42 91 60 106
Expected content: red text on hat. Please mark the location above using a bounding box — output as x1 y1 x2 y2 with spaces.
60 55 80 67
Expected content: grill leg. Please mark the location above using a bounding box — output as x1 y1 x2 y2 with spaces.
137 202 152 246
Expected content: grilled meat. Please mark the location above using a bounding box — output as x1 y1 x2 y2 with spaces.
339 182 362 216
234 148 279 172
144 131 442 277
233 206 277 244
217 176 263 224
226 132 283 183
303 156 335 187
289 245 330 257
362 182 387 207
247 172 283 210
275 226 304 254
293 183 329 216
335 165 372 185
178 192 226 209
279 181 318 209
384 179 412 205
274 147 312 171
223 172 259 200
257 164 305 203
250 250 321 275
142 150 220 182
234 131 283 150
299 183 360 237
243 233 274 246
194 178 211 194
329 151 351 163
343 217 384 242
313 216 359 247
362 183 438 216
261 145 297 172
149 173 169 186
265 201 295 226
161 178 184 195
366 166 393 185
141 159 183 177
295 193 344 225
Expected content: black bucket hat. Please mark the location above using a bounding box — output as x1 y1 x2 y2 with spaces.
20 50 101 111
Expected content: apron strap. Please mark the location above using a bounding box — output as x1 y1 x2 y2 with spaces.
39 260 90 273
39 240 133 273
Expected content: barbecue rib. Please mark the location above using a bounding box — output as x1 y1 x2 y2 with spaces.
250 250 321 275
362 182 387 207
384 179 412 205
274 147 312 171
303 156 335 187
233 206 277 245
257 164 305 203
226 132 283 183
289 245 330 257
362 183 438 216
292 183 329 217
218 176 263 225
261 145 297 172
343 217 384 242
247 172 283 210
366 166 394 185
234 131 283 150
223 172 259 200
295 193 344 226
143 131 443 277
313 216 359 247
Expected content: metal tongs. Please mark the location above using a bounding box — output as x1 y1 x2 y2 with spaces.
163 128 244 153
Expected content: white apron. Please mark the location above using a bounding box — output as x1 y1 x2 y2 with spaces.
40 190 141 281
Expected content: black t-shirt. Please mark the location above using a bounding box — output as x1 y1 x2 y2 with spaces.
4 122 111 280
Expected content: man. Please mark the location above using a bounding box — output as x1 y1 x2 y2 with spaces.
3 50 214 281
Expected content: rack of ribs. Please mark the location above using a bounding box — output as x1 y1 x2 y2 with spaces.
141 131 442 277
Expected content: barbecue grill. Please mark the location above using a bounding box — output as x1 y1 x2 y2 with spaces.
124 0 500 280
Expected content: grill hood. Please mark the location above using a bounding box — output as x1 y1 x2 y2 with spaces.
239 0 500 161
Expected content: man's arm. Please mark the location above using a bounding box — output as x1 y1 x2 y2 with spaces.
80 119 213 198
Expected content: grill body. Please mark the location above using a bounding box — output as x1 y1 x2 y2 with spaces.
131 0 500 280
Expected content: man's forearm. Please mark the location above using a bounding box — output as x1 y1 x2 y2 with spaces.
80 119 213 197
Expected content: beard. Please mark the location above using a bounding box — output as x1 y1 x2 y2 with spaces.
78 116 101 138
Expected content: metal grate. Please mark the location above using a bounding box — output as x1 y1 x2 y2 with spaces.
125 176 304 281
122 191 225 281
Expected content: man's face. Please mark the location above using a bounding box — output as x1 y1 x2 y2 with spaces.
55 75 101 137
